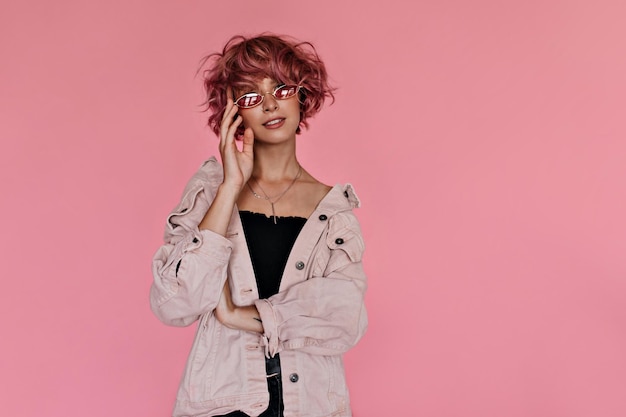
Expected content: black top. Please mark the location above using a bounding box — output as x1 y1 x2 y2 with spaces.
239 211 307 299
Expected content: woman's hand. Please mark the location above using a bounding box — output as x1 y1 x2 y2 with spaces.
214 280 235 327
219 99 254 193
214 280 264 334
198 100 253 235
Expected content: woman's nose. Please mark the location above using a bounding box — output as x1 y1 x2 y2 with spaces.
262 92 278 112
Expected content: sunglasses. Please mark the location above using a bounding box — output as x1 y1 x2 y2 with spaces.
234 84 301 109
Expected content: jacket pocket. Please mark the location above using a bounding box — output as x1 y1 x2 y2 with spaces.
178 312 221 402
298 354 349 416
325 355 349 413
323 225 365 277
326 224 364 263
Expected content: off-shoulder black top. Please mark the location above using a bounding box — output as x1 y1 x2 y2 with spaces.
239 211 307 299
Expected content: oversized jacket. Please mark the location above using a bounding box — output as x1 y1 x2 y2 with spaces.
150 157 368 417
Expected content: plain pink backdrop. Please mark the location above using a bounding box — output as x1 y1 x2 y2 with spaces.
1 1 625 416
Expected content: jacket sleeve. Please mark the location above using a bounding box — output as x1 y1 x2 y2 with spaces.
151 228 232 327
254 211 367 356
150 160 232 327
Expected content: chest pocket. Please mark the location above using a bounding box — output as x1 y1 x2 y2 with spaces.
327 226 364 262
323 221 365 275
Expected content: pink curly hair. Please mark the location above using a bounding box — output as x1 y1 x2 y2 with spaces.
199 34 335 138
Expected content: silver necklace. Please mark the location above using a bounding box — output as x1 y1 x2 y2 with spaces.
247 166 303 224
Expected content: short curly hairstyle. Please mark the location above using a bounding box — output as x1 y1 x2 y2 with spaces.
199 34 335 138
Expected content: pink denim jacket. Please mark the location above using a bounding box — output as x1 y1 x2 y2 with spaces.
150 157 368 417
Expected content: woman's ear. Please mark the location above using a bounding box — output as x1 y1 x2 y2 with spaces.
235 124 246 141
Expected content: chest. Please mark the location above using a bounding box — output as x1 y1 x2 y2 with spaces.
225 206 331 306
239 211 306 298
236 182 331 220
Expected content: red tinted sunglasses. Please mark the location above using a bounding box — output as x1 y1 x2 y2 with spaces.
234 84 301 109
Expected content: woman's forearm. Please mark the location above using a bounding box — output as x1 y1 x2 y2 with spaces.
214 280 264 333
228 305 264 333
198 184 239 236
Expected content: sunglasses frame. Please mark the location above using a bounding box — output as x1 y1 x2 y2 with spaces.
234 84 302 109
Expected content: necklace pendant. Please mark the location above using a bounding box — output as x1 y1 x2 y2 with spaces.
246 166 303 225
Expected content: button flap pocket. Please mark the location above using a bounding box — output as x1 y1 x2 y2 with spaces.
326 226 364 263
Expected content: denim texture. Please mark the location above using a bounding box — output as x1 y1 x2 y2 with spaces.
151 157 367 417
216 356 284 417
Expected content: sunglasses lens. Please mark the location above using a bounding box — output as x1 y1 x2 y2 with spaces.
235 86 299 108
236 93 263 108
275 85 299 99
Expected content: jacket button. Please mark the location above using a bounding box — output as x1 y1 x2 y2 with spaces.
295 261 305 270
289 373 299 383
192 237 199 243
335 238 344 245
318 214 328 221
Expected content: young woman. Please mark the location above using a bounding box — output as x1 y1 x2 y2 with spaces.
150 34 367 417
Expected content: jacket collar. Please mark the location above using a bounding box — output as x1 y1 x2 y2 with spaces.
316 183 361 217
200 157 361 217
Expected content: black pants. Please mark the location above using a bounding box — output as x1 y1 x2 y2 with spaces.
216 355 284 417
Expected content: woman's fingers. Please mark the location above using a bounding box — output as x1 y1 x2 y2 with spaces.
220 98 238 125
221 98 235 121
218 99 254 189
225 117 243 148
220 117 243 158
241 127 254 157
220 100 240 145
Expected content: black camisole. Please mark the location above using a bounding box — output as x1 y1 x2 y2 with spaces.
239 211 307 299
218 212 307 417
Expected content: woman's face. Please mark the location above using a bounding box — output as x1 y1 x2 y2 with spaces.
234 78 301 145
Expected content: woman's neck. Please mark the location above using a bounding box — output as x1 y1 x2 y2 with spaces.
251 142 300 182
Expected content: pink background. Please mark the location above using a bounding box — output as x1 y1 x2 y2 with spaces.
1 1 625 416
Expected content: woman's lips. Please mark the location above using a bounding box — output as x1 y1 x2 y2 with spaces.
263 118 285 129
